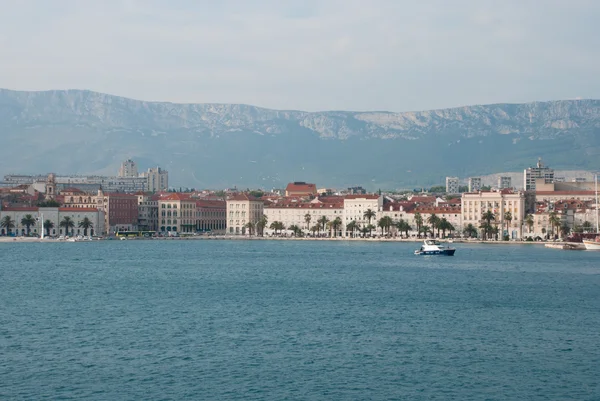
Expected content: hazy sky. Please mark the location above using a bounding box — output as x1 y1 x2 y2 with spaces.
1 0 599 111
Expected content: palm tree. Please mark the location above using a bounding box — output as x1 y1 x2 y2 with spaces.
525 214 534 234
43 220 54 237
346 220 358 237
331 217 342 237
582 220 593 232
256 215 268 237
363 209 376 225
428 214 441 237
438 218 451 238
78 217 94 236
395 219 411 238
269 221 284 235
317 216 329 232
21 214 36 236
377 218 386 235
304 213 312 231
244 222 255 236
288 224 302 237
480 210 496 240
1 216 15 236
420 225 431 238
310 225 319 236
414 213 423 238
560 223 571 238
463 223 477 238
360 226 370 237
503 211 512 239
549 212 561 238
59 216 75 236
366 224 375 236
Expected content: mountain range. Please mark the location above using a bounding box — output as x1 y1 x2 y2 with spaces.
1 88 599 190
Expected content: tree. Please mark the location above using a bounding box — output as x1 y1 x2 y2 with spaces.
463 223 477 238
420 225 431 238
21 214 36 236
59 216 75 236
479 222 492 240
78 217 94 236
288 224 302 236
317 216 329 232
480 210 496 240
438 218 451 238
560 223 571 238
549 212 561 238
269 221 284 235
310 225 319 236
366 224 375 236
503 211 512 238
377 218 387 235
360 226 370 237
304 213 312 231
428 214 441 237
256 215 268 237
395 219 411 237
363 209 376 225
1 216 15 235
330 217 342 237
249 190 264 198
244 222 255 236
44 220 54 237
37 199 61 207
582 221 593 232
346 220 358 237
525 214 534 233
414 213 423 238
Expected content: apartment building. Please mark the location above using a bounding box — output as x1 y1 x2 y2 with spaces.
226 194 264 234
342 195 383 235
498 176 512 189
461 190 525 239
195 200 226 233
0 207 105 237
264 200 344 235
524 158 554 191
468 177 481 192
446 177 459 194
158 193 196 233
285 182 318 197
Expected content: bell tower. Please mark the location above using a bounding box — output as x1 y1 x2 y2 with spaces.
45 173 57 200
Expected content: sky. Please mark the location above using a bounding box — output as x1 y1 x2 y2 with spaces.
0 0 599 112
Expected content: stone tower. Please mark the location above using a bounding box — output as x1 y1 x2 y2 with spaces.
45 173 57 200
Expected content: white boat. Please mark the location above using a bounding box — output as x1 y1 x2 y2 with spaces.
584 174 600 251
414 239 456 256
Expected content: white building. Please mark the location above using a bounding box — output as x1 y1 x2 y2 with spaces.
468 177 481 193
343 195 383 235
498 176 512 189
524 158 554 191
461 190 525 239
142 167 169 192
446 177 459 194
119 159 138 178
0 207 105 237
264 201 344 235
226 194 264 235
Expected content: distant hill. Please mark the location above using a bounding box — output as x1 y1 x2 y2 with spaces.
1 89 599 189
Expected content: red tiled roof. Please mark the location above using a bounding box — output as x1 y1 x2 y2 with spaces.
59 208 99 212
61 187 86 194
343 194 379 200
1 207 39 212
265 202 343 209
285 182 317 193
196 200 226 208
535 191 596 196
228 193 260 201
157 193 192 201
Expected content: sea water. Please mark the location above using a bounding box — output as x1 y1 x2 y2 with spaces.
1 240 599 400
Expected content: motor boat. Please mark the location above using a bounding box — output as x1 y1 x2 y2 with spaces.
414 239 456 256
583 236 600 250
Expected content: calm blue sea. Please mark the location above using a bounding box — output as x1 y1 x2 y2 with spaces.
1 240 599 400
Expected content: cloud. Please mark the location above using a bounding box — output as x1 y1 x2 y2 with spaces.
0 0 599 111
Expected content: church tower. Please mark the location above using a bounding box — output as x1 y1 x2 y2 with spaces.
45 173 57 200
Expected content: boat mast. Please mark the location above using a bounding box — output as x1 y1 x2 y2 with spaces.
596 173 599 234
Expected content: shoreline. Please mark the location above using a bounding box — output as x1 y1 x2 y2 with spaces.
0 235 553 245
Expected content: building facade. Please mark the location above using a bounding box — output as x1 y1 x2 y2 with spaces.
0 207 104 237
285 182 318 197
461 190 525 239
446 177 459 194
143 167 169 192
158 193 196 233
119 159 138 178
226 194 264 234
195 200 226 233
498 176 512 189
468 177 481 193
524 158 554 191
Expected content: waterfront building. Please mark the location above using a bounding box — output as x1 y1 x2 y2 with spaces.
461 190 525 239
264 200 344 236
119 159 138 178
342 195 383 236
195 200 226 233
158 193 196 234
468 177 481 193
524 158 554 191
0 207 104 237
137 193 159 231
285 182 318 197
226 194 264 235
498 176 512 189
446 177 459 194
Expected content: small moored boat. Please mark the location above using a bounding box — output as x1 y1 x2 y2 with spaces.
414 239 456 256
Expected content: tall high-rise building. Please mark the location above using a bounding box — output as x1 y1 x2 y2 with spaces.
524 158 554 191
498 176 512 189
446 177 459 194
468 177 482 192
119 159 138 178
143 167 169 192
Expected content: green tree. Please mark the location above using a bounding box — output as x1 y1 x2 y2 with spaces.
366 224 375 236
420 225 431 238
310 225 319 236
317 216 329 232
20 214 36 236
256 215 268 237
346 220 358 237
44 219 55 237
560 223 571 238
438 218 452 238
549 212 561 238
463 223 477 238
37 199 61 207
60 216 75 236
414 213 423 238
525 214 534 233
269 221 285 235
395 219 411 237
330 217 342 237
363 209 376 225
1 216 15 235
288 224 302 236
304 213 312 231
582 221 593 232
249 190 264 198
244 222 255 236
78 217 94 236
428 214 441 237
503 211 512 238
